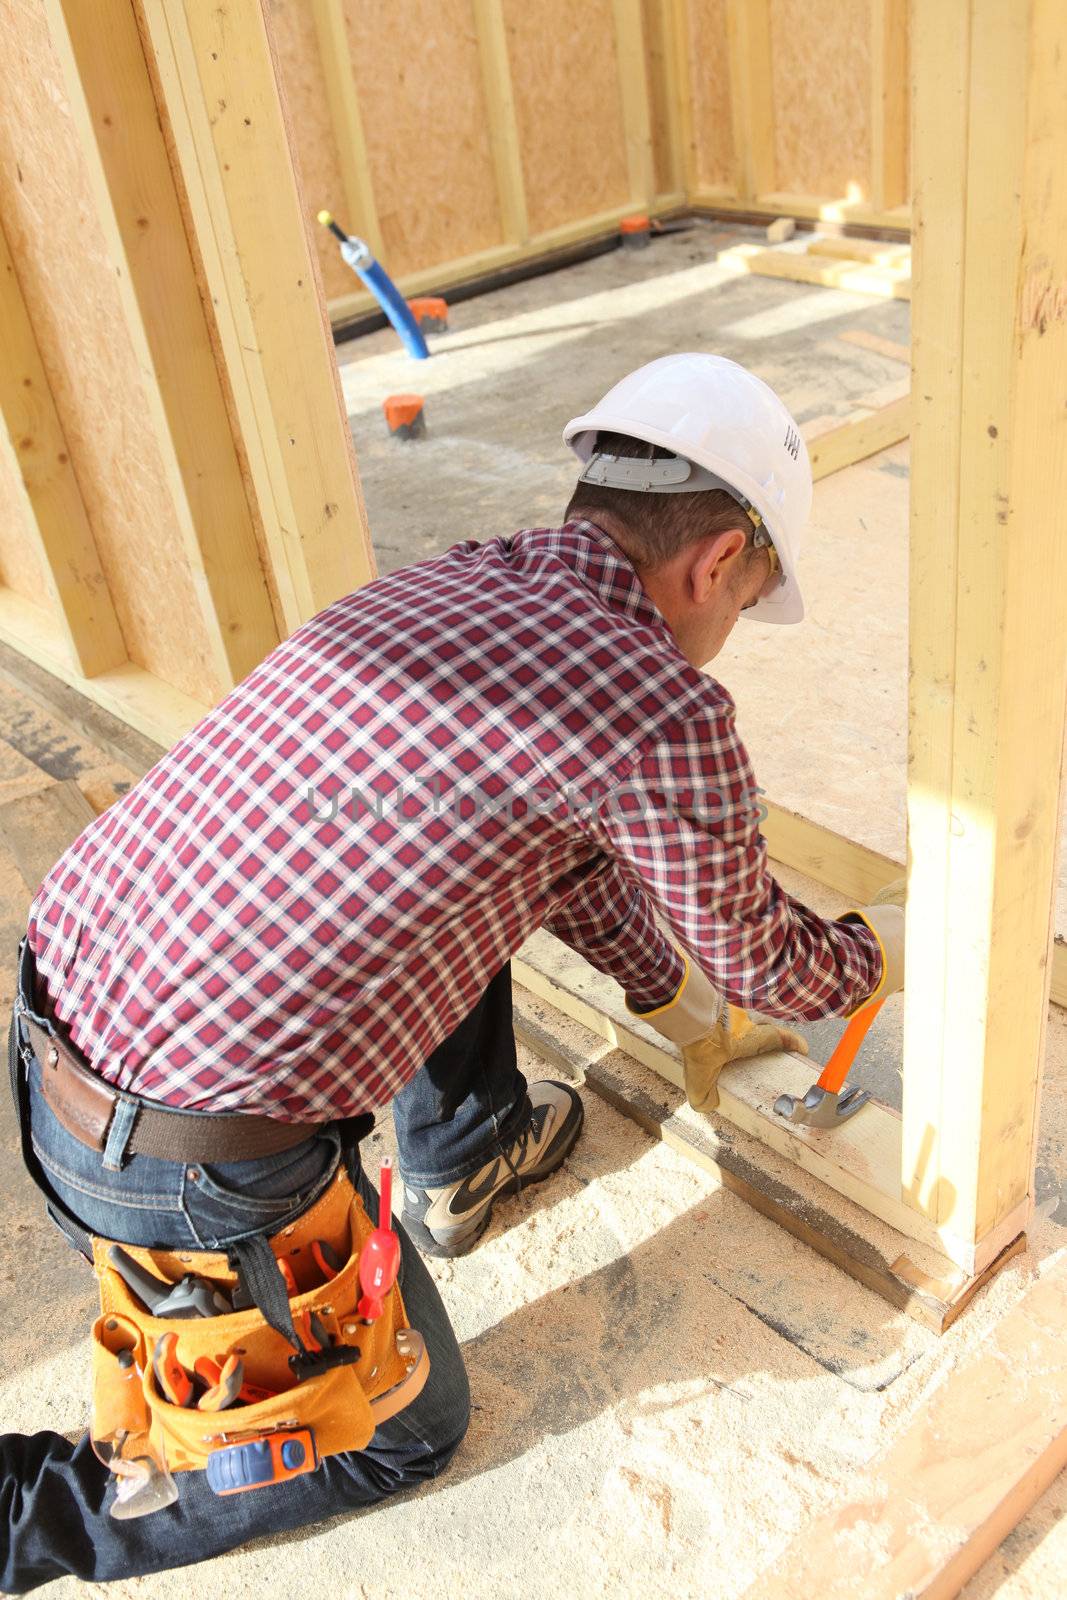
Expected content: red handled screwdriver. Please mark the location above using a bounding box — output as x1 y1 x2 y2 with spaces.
357 1158 401 1322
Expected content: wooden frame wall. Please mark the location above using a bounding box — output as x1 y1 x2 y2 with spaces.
0 0 374 748
266 0 911 328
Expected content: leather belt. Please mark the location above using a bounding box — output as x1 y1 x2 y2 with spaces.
23 1014 317 1164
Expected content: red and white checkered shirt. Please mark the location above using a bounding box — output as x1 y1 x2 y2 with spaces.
28 520 881 1121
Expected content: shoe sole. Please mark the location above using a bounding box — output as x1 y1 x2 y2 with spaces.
402 1089 585 1260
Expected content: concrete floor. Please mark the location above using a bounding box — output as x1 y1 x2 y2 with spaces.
0 230 1061 1595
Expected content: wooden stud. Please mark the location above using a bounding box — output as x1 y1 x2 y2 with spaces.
904 0 1067 1266
472 0 529 246
611 0 655 209
0 220 126 678
806 395 911 480
308 0 385 259
717 241 911 299
724 0 775 203
45 0 281 695
869 0 909 213
137 0 376 633
753 1256 1067 1599
659 0 696 197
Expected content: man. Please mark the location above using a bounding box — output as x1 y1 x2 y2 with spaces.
3 353 902 1587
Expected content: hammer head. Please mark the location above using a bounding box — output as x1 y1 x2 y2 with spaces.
772 1083 871 1128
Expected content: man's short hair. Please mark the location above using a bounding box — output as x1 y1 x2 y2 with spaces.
565 431 756 572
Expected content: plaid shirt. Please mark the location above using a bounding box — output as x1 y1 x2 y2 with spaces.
28 520 881 1121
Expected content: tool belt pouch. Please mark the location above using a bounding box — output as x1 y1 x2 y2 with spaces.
89 1168 428 1478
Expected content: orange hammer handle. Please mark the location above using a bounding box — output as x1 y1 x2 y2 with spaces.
815 997 886 1096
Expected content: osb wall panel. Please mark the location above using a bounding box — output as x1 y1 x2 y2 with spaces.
0 447 48 608
686 0 734 190
503 0 631 237
344 0 503 278
769 0 871 199
268 0 353 302
0 4 220 705
642 0 678 197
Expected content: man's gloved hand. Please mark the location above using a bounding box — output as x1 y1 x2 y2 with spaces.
840 874 906 1015
626 959 808 1114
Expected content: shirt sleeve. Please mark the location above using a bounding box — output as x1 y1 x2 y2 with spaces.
584 694 884 1020
542 855 686 1009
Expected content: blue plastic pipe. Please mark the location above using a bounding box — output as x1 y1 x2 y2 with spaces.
319 211 429 361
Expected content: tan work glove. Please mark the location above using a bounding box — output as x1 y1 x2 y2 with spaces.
839 874 906 1016
626 957 808 1113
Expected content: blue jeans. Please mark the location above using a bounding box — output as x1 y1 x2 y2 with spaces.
0 954 527 1592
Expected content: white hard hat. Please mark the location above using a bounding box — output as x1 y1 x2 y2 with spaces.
563 353 812 624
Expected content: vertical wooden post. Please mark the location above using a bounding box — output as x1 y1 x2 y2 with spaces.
45 0 281 692
904 0 1067 1274
0 220 126 677
870 0 908 211
724 0 775 203
665 0 697 197
612 0 655 208
309 0 385 258
472 0 529 246
138 0 376 632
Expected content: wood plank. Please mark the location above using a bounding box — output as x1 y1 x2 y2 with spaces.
472 0 530 245
760 798 902 900
807 233 910 266
0 221 126 679
46 0 280 693
0 780 95 898
513 993 1025 1335
513 929 1005 1272
750 1257 1067 1599
869 0 909 213
140 0 376 633
691 187 911 234
308 0 385 258
724 0 775 202
838 327 910 364
903 0 1067 1262
717 241 911 299
806 395 910 480
0 586 208 750
611 0 655 207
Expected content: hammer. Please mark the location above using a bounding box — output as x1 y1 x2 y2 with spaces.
772 996 886 1128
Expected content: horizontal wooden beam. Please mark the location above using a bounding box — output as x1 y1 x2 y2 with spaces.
513 929 1022 1275
837 327 910 364
690 187 911 235
753 1256 1067 1599
717 242 911 299
0 586 208 749
325 195 688 323
807 234 911 267
513 993 1024 1335
806 395 911 479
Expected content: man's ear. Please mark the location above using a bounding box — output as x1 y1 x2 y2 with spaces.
688 528 747 604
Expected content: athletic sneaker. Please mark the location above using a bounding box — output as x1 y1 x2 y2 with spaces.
400 1080 584 1258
